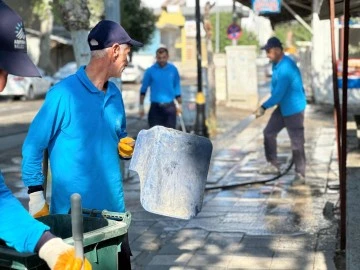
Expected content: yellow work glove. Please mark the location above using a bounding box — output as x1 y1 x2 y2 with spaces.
39 238 92 270
29 191 49 218
118 137 135 159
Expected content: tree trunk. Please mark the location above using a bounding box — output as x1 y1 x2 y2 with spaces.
203 3 217 137
58 0 91 67
35 0 55 74
206 40 217 137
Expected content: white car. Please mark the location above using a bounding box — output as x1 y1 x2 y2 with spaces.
1 68 54 100
53 62 77 84
122 63 144 83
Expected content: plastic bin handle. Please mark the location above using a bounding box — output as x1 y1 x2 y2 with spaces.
71 194 84 262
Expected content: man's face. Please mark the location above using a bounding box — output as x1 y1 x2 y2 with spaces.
112 44 131 78
266 47 282 63
156 52 169 67
0 69 8 92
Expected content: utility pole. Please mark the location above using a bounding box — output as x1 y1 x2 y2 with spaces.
194 0 208 137
232 0 237 46
215 0 220 53
105 0 122 89
105 0 120 23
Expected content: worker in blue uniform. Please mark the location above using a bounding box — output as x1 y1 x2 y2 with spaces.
22 20 142 269
255 37 306 186
0 1 91 269
139 47 182 129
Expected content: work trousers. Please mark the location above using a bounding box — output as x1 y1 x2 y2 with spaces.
148 102 177 129
263 107 306 176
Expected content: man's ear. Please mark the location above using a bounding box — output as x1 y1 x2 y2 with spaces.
111 44 120 61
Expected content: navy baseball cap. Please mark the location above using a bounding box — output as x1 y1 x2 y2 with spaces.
0 1 41 77
261 37 283 50
88 20 143 51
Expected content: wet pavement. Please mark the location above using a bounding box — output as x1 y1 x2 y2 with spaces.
0 88 341 269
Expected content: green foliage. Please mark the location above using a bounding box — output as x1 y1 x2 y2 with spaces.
121 0 157 52
274 21 312 45
210 12 259 53
31 0 51 20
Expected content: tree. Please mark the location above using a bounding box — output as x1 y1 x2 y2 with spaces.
121 0 156 54
32 0 55 74
203 1 217 137
54 0 91 67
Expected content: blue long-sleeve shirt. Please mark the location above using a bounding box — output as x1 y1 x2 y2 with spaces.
22 66 127 214
262 55 306 116
0 171 49 253
140 62 181 103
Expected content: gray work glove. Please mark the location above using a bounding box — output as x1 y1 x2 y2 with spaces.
254 106 266 118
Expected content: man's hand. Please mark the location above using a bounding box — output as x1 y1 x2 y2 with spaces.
174 99 182 115
118 137 135 159
39 238 92 270
139 104 145 118
29 191 49 218
254 106 266 118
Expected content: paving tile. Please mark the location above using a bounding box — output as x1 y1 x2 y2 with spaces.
270 256 315 270
148 253 193 266
228 255 272 269
313 251 337 270
187 255 233 267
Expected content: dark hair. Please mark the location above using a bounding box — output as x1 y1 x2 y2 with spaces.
156 47 168 55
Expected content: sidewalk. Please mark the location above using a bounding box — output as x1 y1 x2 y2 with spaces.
123 103 341 269
0 95 342 269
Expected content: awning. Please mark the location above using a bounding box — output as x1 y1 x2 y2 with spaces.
235 0 312 26
319 0 360 19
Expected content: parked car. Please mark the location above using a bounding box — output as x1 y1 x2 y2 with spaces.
53 61 144 84
122 63 144 83
1 68 54 100
53 61 77 84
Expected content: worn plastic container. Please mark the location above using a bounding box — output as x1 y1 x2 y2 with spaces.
129 126 213 220
0 211 130 270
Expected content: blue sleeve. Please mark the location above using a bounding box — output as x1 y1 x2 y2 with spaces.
262 67 292 109
22 89 70 187
140 68 151 95
174 67 181 97
0 172 49 253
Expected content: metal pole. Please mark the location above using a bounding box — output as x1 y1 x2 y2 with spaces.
215 0 220 53
232 0 237 46
194 0 208 137
105 0 120 23
328 0 343 249
195 0 202 94
105 0 122 88
340 0 350 251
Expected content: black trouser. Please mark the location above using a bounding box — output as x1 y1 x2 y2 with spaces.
117 233 132 269
263 107 306 176
148 102 177 129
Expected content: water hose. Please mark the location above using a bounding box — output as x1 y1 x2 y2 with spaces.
205 159 294 190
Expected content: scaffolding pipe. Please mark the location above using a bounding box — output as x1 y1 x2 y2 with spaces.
282 1 313 34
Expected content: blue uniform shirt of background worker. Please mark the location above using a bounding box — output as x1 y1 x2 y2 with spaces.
262 54 306 116
139 47 182 129
255 37 307 185
22 66 128 214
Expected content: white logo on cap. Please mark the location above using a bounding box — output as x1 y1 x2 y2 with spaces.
90 39 99 46
14 22 26 50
